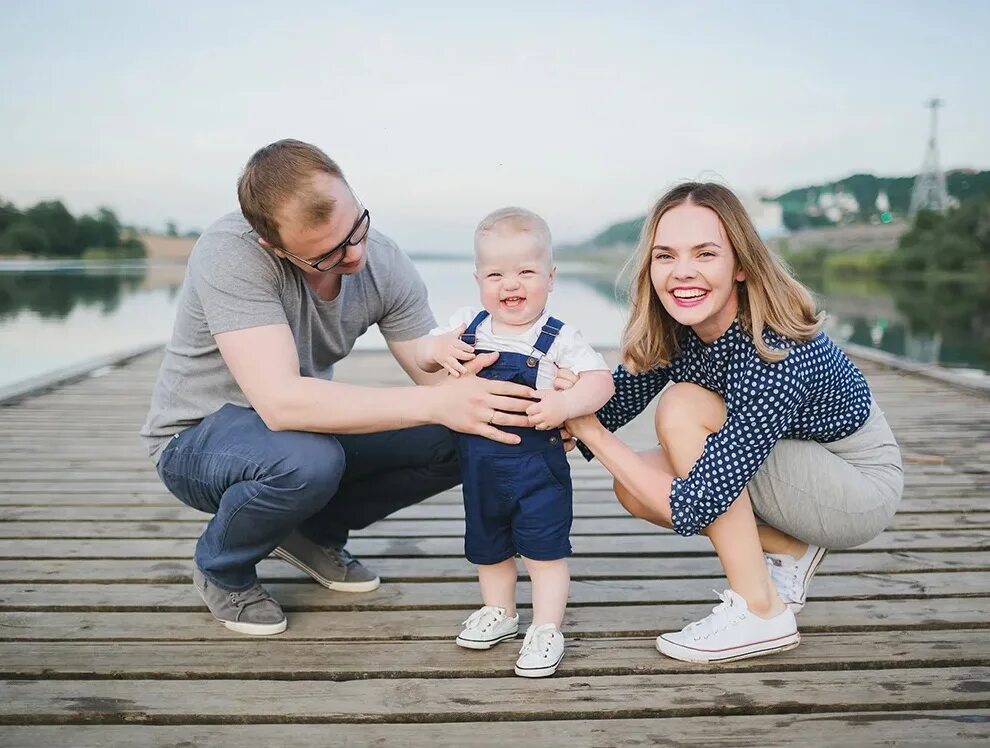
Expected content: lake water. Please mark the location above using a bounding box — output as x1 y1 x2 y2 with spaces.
1 258 987 393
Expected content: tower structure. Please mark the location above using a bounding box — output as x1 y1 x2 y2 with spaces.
909 98 950 215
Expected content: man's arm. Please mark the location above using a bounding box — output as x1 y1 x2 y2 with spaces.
215 323 532 442
387 337 447 385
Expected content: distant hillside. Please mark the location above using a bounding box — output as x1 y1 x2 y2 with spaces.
770 169 990 230
140 233 197 261
560 169 990 256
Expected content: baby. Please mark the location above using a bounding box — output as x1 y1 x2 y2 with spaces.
415 207 614 677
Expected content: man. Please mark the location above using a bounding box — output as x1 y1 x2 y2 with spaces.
140 139 534 635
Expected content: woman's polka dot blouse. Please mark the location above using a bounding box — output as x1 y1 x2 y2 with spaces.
582 320 873 537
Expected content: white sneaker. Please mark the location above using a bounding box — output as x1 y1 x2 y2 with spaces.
455 605 519 649
514 623 565 678
656 590 799 663
766 544 828 614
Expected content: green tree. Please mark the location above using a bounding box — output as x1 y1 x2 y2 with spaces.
0 200 21 235
0 222 51 256
24 200 77 257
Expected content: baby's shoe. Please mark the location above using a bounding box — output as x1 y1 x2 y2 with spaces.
514 622 565 678
456 605 519 649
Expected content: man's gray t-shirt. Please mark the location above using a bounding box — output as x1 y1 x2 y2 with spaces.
139 211 435 462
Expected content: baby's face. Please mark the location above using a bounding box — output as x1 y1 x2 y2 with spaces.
474 232 554 329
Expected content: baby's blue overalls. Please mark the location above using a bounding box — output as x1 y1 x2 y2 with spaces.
456 310 573 565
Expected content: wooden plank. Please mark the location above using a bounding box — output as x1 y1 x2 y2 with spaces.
1 489 986 508
2 629 988 679
1 530 988 559
3 713 989 748
2 512 988 539
0 494 987 520
3 550 989 584
1 571 988 611
4 597 988 641
2 667 988 723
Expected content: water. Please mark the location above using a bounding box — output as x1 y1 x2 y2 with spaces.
1 259 987 392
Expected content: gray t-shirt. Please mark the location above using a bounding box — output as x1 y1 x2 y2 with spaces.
139 211 435 462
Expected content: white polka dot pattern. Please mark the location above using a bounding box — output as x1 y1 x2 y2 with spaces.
583 321 872 536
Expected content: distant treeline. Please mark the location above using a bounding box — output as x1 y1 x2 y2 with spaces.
772 170 990 230
0 199 145 259
562 170 990 254
781 195 990 279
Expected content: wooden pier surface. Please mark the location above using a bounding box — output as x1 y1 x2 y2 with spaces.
1 349 989 746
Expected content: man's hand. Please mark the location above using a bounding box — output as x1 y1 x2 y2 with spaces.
526 389 572 431
420 324 476 376
431 352 534 444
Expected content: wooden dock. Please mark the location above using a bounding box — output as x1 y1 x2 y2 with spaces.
1 349 989 746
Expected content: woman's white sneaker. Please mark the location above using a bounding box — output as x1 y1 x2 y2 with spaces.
766 544 829 614
514 623 565 678
455 605 519 649
656 589 799 663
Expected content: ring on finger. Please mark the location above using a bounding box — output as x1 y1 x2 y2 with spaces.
488 410 496 425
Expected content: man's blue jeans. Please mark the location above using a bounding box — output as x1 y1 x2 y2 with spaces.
156 404 460 591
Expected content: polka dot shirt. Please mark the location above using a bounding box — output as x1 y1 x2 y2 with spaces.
583 320 873 537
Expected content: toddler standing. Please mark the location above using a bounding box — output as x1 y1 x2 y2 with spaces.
415 207 613 677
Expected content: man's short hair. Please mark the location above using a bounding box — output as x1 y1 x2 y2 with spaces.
474 207 553 263
237 139 345 246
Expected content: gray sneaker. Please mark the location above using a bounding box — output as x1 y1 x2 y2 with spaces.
272 530 381 592
193 567 287 636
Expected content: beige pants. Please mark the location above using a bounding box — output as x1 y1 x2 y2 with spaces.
748 401 904 549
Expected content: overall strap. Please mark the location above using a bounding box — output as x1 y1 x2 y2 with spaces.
532 316 564 356
460 310 490 346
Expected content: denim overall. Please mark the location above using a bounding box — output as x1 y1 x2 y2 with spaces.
456 310 574 565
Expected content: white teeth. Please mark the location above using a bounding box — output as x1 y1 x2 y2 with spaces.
672 290 707 299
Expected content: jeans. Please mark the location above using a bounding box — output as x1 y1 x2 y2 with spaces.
156 403 460 590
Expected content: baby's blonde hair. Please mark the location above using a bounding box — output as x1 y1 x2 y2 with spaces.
474 207 553 266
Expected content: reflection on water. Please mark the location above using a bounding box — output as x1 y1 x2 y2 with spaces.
0 264 150 320
805 275 990 375
0 258 987 393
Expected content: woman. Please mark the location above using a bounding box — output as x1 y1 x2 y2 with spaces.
562 182 903 663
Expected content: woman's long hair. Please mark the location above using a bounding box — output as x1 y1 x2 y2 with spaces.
622 182 823 373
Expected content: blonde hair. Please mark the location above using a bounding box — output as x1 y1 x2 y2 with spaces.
474 207 553 265
622 182 823 373
237 139 346 247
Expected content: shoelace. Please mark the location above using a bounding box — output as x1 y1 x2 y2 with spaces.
766 555 802 600
519 624 558 658
461 606 503 630
228 585 274 619
684 591 745 641
322 545 358 569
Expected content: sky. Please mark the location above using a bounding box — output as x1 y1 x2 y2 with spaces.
1 0 988 254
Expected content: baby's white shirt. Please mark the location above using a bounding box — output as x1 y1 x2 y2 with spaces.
430 307 609 390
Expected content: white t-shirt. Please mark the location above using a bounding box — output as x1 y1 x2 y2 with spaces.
430 307 609 390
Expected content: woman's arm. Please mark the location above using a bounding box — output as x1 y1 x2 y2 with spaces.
567 413 674 525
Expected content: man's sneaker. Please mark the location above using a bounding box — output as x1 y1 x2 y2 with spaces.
193 567 287 636
766 544 829 614
656 589 799 664
515 623 565 678
272 530 381 592
455 605 519 649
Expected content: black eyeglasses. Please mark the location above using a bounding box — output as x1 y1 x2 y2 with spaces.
280 208 371 271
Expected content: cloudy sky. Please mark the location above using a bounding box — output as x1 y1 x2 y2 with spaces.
2 0 987 253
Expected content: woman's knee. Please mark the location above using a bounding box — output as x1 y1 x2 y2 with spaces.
655 383 726 446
